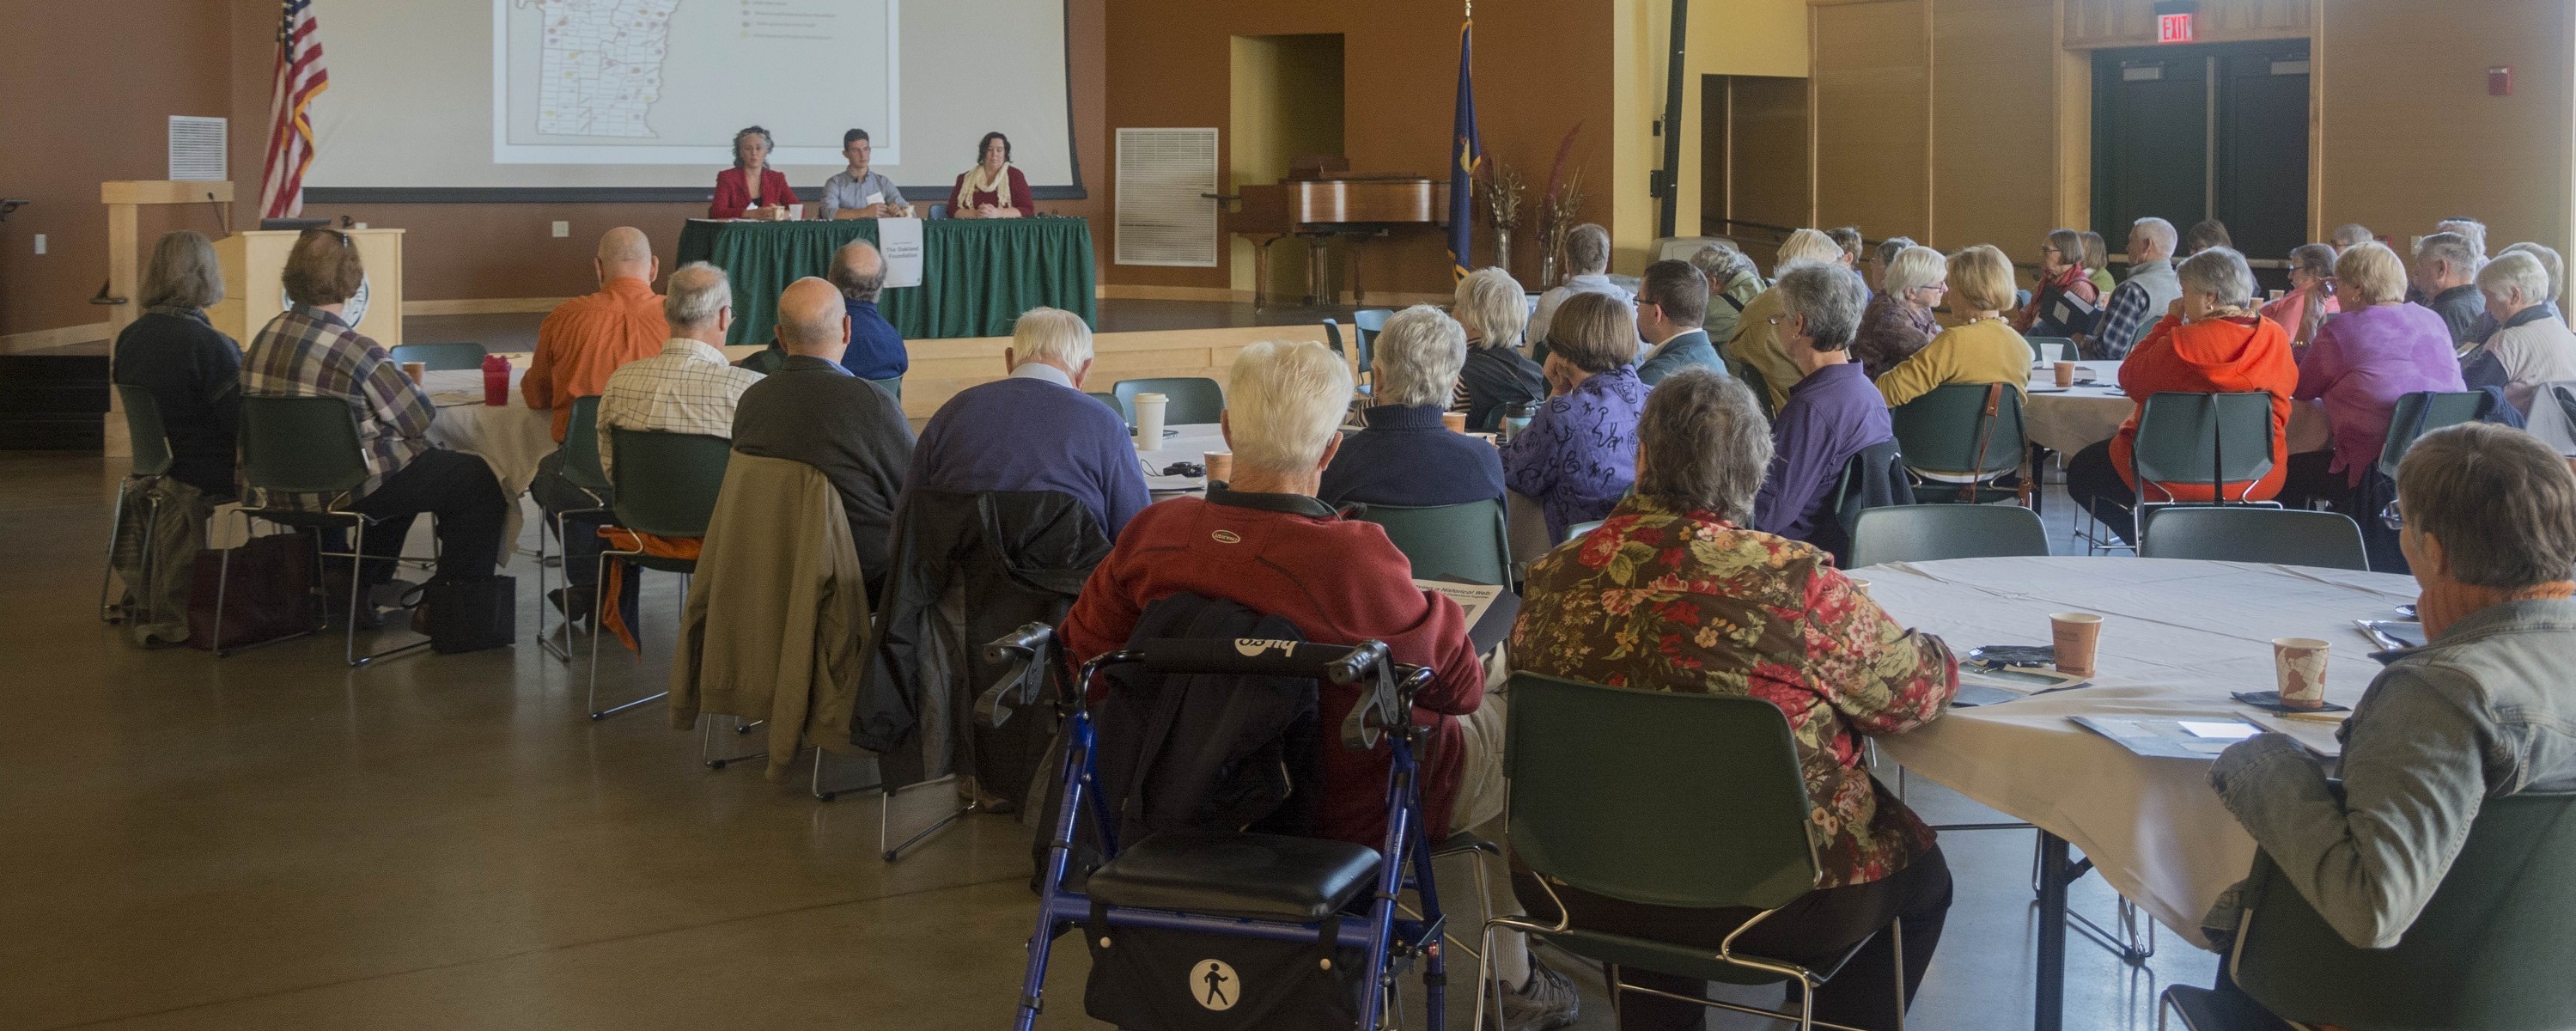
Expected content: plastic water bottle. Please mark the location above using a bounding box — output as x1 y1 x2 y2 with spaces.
1500 401 1537 442
482 353 511 406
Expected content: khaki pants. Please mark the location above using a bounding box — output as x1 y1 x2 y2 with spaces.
1445 644 1530 986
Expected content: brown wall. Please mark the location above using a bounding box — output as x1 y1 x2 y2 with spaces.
1 0 1105 339
1102 0 1617 297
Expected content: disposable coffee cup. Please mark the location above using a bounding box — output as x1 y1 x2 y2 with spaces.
2037 341 2066 363
2054 361 2078 388
401 361 427 385
1203 450 1233 485
1441 411 1470 434
1132 392 1168 448
2272 638 2331 709
2050 612 2103 676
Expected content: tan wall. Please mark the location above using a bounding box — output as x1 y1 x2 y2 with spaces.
1796 0 2576 273
1612 0 1812 271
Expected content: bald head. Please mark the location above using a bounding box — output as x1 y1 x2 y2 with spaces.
596 227 655 284
776 277 850 358
829 240 886 302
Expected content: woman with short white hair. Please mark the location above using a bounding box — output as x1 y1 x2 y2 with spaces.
1726 228 1856 410
1449 267 1547 431
112 230 241 499
2472 251 2576 413
1323 307 1505 508
2065 247 2299 544
1852 244 1946 378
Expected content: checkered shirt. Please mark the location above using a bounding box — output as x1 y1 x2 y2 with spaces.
241 306 435 509
595 339 765 479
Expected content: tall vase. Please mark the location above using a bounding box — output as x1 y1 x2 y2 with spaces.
1538 251 1559 290
1494 229 1513 279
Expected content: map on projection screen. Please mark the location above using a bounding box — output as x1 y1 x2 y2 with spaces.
496 0 900 166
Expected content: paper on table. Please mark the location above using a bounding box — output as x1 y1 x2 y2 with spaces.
1415 579 1502 629
2073 716 2266 760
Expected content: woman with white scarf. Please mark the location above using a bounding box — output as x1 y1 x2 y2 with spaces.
948 131 1033 219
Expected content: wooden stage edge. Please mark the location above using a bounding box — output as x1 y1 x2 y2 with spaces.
720 322 1344 422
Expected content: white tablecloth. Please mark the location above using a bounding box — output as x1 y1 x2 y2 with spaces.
2019 359 2331 456
1138 422 1229 493
1862 556 2416 943
422 368 555 546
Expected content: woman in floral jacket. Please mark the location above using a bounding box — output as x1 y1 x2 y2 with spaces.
1509 368 1961 1031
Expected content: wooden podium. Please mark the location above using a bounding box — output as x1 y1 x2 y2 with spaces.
207 229 406 348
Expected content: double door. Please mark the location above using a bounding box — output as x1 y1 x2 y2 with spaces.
2093 40 2311 272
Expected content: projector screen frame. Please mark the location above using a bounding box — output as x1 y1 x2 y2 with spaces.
304 0 1086 205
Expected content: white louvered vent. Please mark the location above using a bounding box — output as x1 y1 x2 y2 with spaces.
168 117 228 181
1115 128 1220 267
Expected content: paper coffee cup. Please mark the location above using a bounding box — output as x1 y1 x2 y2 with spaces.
1133 392 1167 448
1441 411 1470 434
2054 361 2077 388
402 361 427 385
2273 638 2331 709
2037 341 2066 363
2050 612 2103 676
1203 450 1232 485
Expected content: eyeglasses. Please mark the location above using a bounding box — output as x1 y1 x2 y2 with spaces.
2380 501 2403 531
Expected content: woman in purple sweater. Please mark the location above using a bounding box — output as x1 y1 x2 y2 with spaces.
1501 291 1645 542
2281 241 2464 515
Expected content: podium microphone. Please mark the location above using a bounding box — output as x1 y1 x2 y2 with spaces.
208 192 231 236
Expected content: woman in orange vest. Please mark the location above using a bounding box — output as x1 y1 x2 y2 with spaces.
2065 247 2300 545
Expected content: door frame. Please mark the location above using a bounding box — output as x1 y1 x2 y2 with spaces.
2087 38 2312 266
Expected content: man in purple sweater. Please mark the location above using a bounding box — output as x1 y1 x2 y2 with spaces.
904 307 1151 537
1754 265 1894 544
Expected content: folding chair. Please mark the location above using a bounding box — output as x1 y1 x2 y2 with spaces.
1479 673 1910 1031
1888 382 2031 506
996 625 1452 1031
534 396 611 662
100 384 176 625
1113 376 1226 424
1848 503 2049 569
1349 499 1512 586
587 429 729 721
2373 390 2490 481
226 395 435 667
2161 792 2576 1030
2139 507 2369 570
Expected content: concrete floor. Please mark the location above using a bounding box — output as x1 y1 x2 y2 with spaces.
5 439 2214 1031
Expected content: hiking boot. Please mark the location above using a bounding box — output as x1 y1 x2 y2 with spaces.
548 585 597 624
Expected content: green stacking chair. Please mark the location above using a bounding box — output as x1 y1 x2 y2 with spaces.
1351 308 1393 372
1086 391 1131 430
2124 390 2281 540
2374 390 2488 480
1477 674 1908 1031
2139 507 2369 571
535 396 612 662
1888 381 2029 505
2161 792 2576 1031
1848 503 2049 569
587 429 730 720
99 384 178 625
1350 499 1512 587
2025 335 2077 363
387 341 488 370
1113 376 1225 425
868 376 903 401
229 394 433 667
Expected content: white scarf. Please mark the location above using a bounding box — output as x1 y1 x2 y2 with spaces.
963 162 1014 210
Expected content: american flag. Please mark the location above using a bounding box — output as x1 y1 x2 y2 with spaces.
259 0 328 219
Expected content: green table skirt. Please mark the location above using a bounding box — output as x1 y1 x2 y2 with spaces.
674 217 1097 346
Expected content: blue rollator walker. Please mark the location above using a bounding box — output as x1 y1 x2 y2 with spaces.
984 624 1452 1030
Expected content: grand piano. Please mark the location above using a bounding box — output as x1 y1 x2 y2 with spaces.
1218 157 1449 308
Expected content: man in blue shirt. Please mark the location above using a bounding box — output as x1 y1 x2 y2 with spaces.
1752 265 1893 544
827 240 908 382
819 128 910 219
1634 259 1723 386
904 307 1150 537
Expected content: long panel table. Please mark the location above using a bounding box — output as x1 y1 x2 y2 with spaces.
674 217 1097 347
1861 556 2415 1031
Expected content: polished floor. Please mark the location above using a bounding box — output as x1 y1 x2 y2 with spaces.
5 445 2214 1031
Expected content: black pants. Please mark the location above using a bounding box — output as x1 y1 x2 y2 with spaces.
529 448 612 589
2064 441 2139 544
348 448 507 587
2275 449 2348 512
1511 845 1952 1031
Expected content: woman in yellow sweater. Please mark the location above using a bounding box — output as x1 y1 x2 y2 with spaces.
1876 245 2034 407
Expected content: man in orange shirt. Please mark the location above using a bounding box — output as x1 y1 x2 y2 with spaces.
525 226 669 619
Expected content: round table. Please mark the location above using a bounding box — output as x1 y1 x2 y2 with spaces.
2019 360 2330 456
1861 556 2415 941
1137 422 1229 493
422 367 555 548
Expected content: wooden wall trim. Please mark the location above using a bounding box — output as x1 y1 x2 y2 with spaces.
402 298 571 317
0 321 112 354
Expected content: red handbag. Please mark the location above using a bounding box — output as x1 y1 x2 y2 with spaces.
186 531 319 651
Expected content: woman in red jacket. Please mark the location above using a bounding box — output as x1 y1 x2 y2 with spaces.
709 125 798 219
948 131 1033 218
2065 247 2300 545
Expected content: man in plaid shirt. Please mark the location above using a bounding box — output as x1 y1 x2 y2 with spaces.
243 231 507 614
2085 217 2183 360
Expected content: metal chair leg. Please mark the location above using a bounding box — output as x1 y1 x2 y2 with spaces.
880 778 975 863
586 551 667 719
99 479 133 623
811 747 885 801
341 519 433 668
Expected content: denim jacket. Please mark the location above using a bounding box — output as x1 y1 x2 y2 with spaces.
2202 598 2576 949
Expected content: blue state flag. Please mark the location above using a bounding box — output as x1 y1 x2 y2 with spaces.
1448 17 1480 281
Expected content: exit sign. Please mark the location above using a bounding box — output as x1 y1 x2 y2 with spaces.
2159 12 2195 42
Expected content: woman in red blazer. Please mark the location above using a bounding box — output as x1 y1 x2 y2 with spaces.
948 131 1033 218
709 125 798 219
